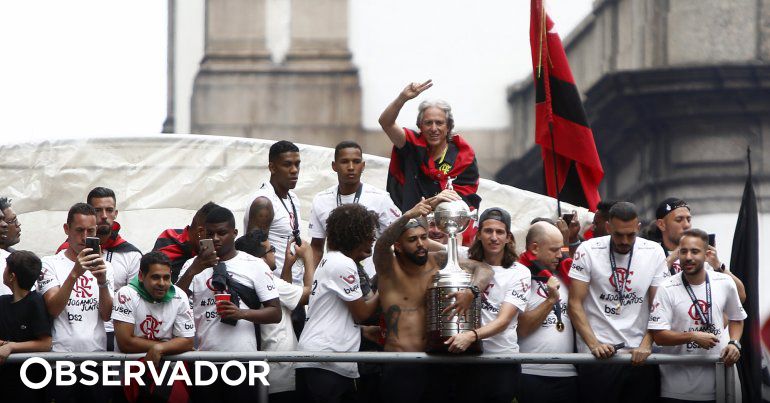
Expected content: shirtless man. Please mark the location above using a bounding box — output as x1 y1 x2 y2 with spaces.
373 194 493 403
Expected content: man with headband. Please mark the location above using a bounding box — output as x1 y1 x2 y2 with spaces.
372 192 493 403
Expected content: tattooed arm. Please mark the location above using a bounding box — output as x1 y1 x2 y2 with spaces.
373 199 432 277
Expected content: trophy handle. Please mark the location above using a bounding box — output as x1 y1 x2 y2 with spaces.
469 209 479 221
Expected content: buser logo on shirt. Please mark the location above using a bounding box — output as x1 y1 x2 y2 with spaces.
340 275 356 284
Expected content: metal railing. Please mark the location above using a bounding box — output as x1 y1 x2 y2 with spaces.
6 352 736 403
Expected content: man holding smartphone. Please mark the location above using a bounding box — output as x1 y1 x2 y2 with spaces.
177 206 281 402
37 203 114 402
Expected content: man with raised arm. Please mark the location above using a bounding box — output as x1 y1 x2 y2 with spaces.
379 80 480 246
372 193 493 403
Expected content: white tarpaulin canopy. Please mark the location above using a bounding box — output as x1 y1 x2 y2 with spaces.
0 134 591 257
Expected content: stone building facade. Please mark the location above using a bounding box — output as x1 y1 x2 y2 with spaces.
499 0 770 217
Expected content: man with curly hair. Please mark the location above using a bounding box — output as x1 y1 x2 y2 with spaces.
296 204 381 402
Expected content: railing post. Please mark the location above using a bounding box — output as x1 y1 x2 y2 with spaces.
726 364 736 403
715 361 726 403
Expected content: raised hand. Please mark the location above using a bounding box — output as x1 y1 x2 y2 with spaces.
399 80 433 101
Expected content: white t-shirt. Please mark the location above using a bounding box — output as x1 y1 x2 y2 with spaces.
260 277 303 394
179 251 279 352
111 284 195 352
0 248 11 296
103 248 142 334
479 262 530 354
519 274 577 377
308 183 401 279
244 181 304 284
38 250 115 352
648 271 746 401
108 249 142 291
297 251 362 378
568 235 666 352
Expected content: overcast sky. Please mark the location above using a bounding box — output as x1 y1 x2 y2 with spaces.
0 0 592 140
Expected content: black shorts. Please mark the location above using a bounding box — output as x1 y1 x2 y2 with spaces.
379 363 461 403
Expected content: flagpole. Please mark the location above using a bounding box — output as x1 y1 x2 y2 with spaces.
549 122 562 216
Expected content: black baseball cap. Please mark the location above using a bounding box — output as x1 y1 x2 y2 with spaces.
479 207 512 233
655 197 690 219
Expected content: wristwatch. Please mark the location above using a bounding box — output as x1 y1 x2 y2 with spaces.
468 285 481 299
728 340 742 352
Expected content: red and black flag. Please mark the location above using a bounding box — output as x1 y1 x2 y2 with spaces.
530 0 603 211
729 149 765 403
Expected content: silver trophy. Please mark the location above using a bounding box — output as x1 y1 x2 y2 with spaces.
425 179 482 353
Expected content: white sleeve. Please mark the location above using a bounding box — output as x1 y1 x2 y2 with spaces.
172 288 196 338
105 262 116 296
650 247 667 287
569 243 591 282
308 198 327 239
724 281 748 321
647 286 671 330
111 287 137 324
126 251 141 285
378 195 402 232
328 259 363 302
37 259 60 295
250 263 280 302
503 270 530 312
177 258 195 293
274 278 303 311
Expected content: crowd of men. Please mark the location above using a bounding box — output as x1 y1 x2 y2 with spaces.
0 82 749 403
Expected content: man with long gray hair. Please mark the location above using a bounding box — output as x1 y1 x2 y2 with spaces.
379 80 481 245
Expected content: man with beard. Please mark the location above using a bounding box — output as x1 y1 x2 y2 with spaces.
177 206 280 402
517 222 578 403
653 197 745 301
55 188 143 350
648 229 745 402
568 202 666 403
113 252 195 402
0 197 21 253
372 196 493 403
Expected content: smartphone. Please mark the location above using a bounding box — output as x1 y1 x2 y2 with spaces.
562 213 575 224
708 234 716 247
199 238 214 253
85 237 101 255
612 342 626 351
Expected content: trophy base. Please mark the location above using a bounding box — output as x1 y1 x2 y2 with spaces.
425 331 483 354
